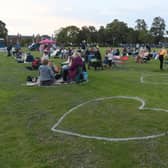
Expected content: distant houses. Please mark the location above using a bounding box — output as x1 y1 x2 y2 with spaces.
7 34 51 46
7 35 33 44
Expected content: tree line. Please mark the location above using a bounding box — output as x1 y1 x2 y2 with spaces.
55 16 168 46
0 17 168 46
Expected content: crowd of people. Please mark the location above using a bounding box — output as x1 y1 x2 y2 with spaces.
38 50 87 86
6 42 88 86
6 41 168 86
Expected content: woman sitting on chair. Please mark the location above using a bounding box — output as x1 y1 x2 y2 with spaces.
68 51 83 82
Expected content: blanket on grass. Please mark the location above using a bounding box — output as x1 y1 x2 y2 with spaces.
26 79 88 87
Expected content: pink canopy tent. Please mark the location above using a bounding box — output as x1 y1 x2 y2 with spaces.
39 39 56 45
39 39 56 52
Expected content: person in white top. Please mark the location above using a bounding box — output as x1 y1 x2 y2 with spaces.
41 50 49 62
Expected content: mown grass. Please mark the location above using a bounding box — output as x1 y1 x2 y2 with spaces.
0 49 168 168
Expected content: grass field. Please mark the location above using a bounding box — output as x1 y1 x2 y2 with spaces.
0 49 168 168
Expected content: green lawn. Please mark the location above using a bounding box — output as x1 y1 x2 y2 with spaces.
0 50 168 168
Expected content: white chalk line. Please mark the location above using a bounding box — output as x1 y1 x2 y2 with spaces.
140 74 168 85
51 96 168 142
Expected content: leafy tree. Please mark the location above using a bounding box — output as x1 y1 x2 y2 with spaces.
134 19 153 43
126 28 139 44
78 26 98 43
138 30 154 44
106 19 129 45
150 16 166 43
55 26 80 45
97 26 107 46
54 16 168 46
88 26 98 43
78 26 89 42
0 20 8 40
55 27 67 45
135 19 147 31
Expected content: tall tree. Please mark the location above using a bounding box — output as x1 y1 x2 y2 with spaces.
55 26 80 45
150 16 166 43
135 19 152 43
97 26 107 45
0 20 8 40
135 19 147 31
126 28 139 44
88 26 98 43
106 19 129 45
78 26 90 43
78 26 97 43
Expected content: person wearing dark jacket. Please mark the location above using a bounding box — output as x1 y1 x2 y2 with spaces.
158 48 167 70
7 44 12 56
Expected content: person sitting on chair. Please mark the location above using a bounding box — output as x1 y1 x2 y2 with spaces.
68 51 83 82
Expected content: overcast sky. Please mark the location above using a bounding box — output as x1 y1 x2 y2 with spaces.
1 0 168 35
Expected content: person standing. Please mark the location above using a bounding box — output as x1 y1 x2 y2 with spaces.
159 47 167 70
7 43 12 56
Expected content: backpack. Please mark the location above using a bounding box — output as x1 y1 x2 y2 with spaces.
32 58 41 69
26 76 33 82
26 76 38 82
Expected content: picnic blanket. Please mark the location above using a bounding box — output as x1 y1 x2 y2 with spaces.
26 78 88 87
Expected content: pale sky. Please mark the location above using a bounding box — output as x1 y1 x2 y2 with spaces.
1 0 168 35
